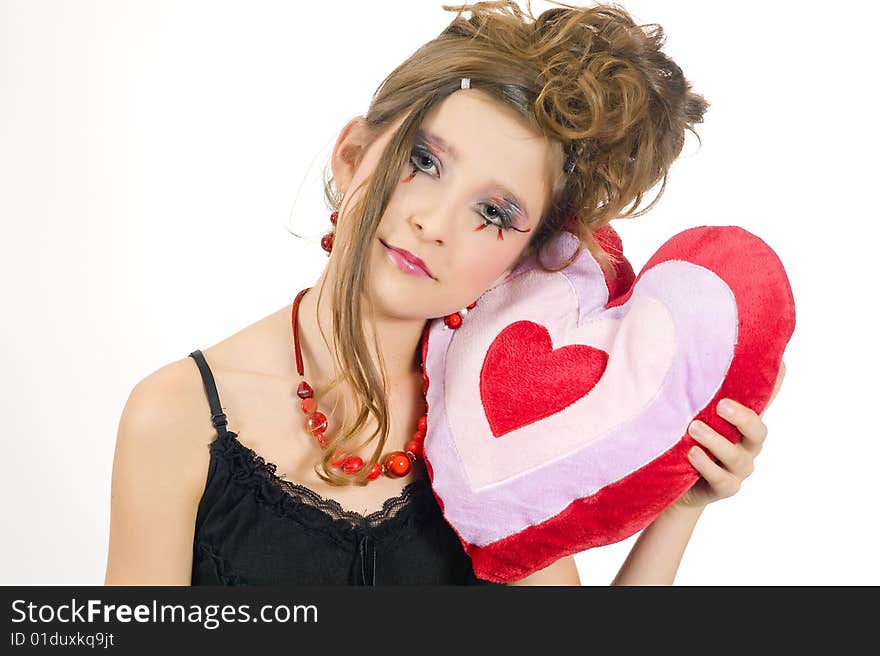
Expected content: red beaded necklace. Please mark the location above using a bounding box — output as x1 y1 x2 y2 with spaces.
291 287 427 482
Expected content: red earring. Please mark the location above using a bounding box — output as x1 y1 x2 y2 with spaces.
321 210 338 254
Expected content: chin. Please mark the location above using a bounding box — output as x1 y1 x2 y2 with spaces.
364 267 430 322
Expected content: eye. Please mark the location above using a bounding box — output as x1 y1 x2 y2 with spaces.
409 146 439 177
479 203 515 231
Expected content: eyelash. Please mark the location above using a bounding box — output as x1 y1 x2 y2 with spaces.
408 146 529 237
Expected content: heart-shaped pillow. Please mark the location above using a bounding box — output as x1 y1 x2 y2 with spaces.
419 224 795 583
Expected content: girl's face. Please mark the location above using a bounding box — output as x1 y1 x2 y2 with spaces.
342 89 563 320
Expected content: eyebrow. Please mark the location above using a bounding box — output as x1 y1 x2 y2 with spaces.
415 128 531 224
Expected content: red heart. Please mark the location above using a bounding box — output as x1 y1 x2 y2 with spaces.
480 321 609 437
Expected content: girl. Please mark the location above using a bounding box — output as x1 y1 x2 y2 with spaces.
104 0 785 586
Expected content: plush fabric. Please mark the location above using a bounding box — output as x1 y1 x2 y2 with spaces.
419 224 795 583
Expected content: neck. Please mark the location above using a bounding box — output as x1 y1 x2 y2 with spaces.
295 270 427 393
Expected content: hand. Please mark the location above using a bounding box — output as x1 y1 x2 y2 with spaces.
672 360 786 510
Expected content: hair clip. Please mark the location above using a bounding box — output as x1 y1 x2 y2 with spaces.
564 140 588 174
461 77 471 89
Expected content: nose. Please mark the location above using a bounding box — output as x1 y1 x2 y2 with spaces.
415 225 444 246
411 210 447 246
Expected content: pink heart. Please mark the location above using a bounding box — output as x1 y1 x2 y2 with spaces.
482 321 609 437
421 225 795 583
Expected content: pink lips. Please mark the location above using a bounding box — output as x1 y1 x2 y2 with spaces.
381 240 435 280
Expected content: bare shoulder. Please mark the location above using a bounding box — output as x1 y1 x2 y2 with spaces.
125 354 221 449
104 355 217 585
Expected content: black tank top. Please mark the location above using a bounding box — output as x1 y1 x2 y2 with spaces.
187 349 500 586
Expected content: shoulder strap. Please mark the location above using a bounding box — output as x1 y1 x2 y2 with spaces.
188 349 230 438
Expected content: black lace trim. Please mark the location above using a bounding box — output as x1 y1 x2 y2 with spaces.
196 541 247 585
209 430 436 547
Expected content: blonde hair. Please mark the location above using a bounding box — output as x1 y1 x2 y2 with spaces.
310 0 709 485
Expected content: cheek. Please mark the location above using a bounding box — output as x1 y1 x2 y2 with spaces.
459 254 504 283
450 242 519 294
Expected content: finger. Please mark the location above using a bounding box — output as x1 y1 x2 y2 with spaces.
686 446 741 498
717 398 768 450
688 420 754 479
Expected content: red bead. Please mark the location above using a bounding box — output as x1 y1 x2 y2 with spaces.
316 432 328 448
331 449 348 467
306 411 328 435
467 301 477 309
417 415 428 432
297 381 314 399
405 439 423 459
341 456 364 474
330 211 338 225
422 379 429 396
301 397 317 414
367 463 383 480
384 451 412 477
321 232 334 253
413 428 426 442
444 313 462 329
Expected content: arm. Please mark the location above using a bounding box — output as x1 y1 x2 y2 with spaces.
104 361 211 585
611 504 704 585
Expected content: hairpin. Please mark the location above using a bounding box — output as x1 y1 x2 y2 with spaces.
564 140 585 174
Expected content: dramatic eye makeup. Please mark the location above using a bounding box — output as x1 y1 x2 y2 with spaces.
403 129 532 241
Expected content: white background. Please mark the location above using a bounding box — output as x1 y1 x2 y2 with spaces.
2 0 877 585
